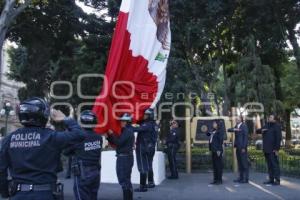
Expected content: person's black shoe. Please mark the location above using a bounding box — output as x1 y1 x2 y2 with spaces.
167 176 179 180
210 181 217 185
134 186 148 192
263 180 274 185
215 181 222 185
239 180 249 184
233 178 242 183
272 181 280 186
65 175 71 179
147 182 155 188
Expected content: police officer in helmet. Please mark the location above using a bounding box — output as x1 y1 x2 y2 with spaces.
134 108 157 190
64 110 102 200
106 113 135 200
0 97 85 200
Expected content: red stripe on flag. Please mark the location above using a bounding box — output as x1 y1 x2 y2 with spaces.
93 12 158 135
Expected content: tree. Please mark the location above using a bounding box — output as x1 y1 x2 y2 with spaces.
272 0 300 72
0 0 32 84
281 61 300 145
7 0 114 107
232 36 276 114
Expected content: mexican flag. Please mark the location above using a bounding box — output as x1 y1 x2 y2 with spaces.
93 0 171 134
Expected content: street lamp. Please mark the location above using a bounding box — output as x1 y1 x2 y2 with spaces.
0 102 15 136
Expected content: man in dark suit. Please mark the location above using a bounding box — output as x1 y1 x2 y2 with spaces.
228 116 249 183
256 114 282 186
207 121 224 185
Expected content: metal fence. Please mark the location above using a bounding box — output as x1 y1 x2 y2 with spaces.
251 152 300 178
174 146 300 178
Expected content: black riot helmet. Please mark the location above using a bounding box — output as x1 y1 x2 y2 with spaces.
18 97 50 127
80 110 98 130
144 108 154 120
119 113 132 123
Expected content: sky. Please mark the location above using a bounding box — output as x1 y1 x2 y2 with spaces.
76 0 102 16
76 1 300 49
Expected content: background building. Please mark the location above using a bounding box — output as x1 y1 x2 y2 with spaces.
0 41 23 136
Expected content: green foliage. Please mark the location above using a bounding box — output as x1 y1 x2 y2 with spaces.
4 0 300 123
7 0 113 104
232 36 276 113
281 62 300 109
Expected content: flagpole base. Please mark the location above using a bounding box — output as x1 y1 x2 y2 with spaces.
101 150 166 185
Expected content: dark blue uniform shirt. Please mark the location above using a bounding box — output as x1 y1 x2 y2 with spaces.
134 121 153 147
107 125 135 155
0 118 84 188
64 130 102 166
166 128 180 145
151 121 159 145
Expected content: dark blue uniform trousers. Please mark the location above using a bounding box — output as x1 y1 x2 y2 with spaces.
167 144 179 178
147 148 155 183
11 191 54 200
264 152 280 181
117 155 134 190
136 145 150 174
74 166 100 200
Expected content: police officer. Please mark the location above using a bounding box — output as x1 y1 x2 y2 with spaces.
64 110 102 200
228 116 249 183
147 111 158 188
0 97 85 200
106 114 134 200
133 109 157 191
207 121 224 185
256 114 282 186
166 120 180 179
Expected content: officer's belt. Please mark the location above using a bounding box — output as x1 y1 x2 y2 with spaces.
117 153 133 157
17 184 53 192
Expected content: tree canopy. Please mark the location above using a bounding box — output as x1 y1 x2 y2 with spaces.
2 0 300 143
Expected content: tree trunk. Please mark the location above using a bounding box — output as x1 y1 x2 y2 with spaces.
0 0 31 88
287 26 300 72
0 29 7 88
285 109 292 148
222 65 230 116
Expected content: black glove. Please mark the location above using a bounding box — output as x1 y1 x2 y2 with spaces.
0 186 9 198
0 180 8 197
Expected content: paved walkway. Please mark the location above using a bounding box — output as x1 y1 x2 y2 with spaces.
63 172 300 200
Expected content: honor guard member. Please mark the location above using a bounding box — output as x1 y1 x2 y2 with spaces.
147 109 158 188
166 120 180 179
106 114 135 200
207 121 224 185
256 114 282 186
228 116 249 183
64 110 102 200
0 97 85 200
133 109 156 191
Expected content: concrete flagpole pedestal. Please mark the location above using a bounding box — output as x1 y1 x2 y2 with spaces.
101 151 166 185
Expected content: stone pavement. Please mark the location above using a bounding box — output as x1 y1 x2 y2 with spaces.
62 172 300 200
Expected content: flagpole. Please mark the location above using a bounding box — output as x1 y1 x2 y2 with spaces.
185 94 192 174
231 107 238 173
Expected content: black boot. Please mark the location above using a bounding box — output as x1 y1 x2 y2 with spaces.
148 170 155 188
134 173 148 192
234 174 243 183
123 189 133 200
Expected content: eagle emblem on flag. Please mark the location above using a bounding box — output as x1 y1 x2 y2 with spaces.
149 0 170 49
